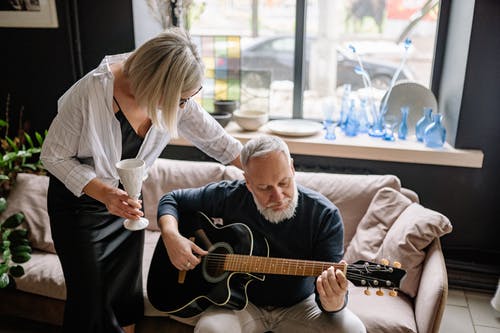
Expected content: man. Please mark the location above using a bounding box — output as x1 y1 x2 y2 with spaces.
150 135 365 332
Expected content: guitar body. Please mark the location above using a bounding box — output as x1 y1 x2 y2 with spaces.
147 213 269 318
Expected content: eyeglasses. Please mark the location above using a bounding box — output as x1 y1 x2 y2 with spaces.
179 86 203 108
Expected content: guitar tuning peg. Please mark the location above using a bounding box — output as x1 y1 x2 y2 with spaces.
364 288 371 296
376 288 384 296
389 289 398 297
393 261 402 268
380 258 389 266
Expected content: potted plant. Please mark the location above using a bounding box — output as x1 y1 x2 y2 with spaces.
0 93 46 288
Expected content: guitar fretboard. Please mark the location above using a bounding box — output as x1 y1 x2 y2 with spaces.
222 254 345 277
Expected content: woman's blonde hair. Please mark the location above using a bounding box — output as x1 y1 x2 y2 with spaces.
123 27 204 137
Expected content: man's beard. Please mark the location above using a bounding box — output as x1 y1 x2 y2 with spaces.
253 185 299 224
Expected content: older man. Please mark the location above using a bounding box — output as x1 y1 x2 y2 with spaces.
149 135 365 333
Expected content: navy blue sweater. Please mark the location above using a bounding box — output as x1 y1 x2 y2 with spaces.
158 180 344 309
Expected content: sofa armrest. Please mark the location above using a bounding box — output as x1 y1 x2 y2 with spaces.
414 238 448 333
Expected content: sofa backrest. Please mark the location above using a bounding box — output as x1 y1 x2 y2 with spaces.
143 159 403 247
142 159 226 231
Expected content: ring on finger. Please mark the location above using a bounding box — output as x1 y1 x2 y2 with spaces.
186 261 191 268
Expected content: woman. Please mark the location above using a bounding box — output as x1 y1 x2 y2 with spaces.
40 27 242 333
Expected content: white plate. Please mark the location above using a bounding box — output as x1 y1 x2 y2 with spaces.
266 119 323 137
381 81 438 136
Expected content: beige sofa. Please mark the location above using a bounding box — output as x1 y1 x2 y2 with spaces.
0 158 452 333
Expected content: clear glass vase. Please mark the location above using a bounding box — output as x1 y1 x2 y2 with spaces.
415 107 433 141
424 113 446 148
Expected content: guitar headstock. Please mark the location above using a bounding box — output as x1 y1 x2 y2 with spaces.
346 260 407 296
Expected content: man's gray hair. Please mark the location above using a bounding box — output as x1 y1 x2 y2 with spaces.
240 136 291 167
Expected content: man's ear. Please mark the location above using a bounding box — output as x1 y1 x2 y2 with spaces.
243 172 252 193
290 158 295 175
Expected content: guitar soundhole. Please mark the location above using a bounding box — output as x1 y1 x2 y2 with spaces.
202 242 233 284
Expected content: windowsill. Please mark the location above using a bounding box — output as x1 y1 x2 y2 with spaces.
171 121 484 168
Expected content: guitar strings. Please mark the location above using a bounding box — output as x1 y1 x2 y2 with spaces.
201 253 397 286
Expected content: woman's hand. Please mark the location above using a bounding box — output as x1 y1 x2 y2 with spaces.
83 178 144 220
103 187 144 220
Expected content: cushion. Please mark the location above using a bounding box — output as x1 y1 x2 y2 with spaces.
142 159 226 231
348 283 417 333
14 250 65 300
344 187 452 297
0 173 54 253
343 187 412 263
381 203 452 297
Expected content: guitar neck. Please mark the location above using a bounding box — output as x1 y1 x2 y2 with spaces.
223 254 345 277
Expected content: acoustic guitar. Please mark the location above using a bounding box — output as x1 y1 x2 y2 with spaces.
147 212 406 318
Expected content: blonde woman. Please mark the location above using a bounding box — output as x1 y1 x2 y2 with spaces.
41 27 242 333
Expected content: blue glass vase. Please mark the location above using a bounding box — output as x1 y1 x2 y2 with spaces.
398 106 409 140
424 113 446 148
344 99 359 137
415 107 433 141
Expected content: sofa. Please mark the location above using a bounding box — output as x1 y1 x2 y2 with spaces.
0 158 452 333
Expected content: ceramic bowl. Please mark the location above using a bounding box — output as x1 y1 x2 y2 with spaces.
210 112 232 128
233 110 269 131
214 100 240 113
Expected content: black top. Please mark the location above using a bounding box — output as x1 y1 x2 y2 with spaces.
114 96 143 159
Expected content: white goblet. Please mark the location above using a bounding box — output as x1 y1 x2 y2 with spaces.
116 158 149 231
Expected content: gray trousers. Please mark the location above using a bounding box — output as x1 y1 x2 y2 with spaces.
172 294 366 333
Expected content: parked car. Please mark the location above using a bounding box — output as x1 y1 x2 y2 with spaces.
241 36 414 90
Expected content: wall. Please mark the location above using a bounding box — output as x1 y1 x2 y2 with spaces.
0 0 498 288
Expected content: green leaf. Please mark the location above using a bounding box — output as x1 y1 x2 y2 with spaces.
35 132 44 146
2 213 24 228
12 244 31 254
11 238 29 246
20 164 37 171
3 151 17 162
0 263 8 275
0 197 7 213
9 265 24 278
5 136 18 153
2 240 11 248
2 247 11 261
12 252 31 263
0 272 9 288
24 132 34 148
17 151 31 158
0 119 8 127
0 175 9 181
8 229 28 240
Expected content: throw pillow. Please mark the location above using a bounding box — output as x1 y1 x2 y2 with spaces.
343 187 412 263
0 173 55 253
344 187 452 297
379 203 452 297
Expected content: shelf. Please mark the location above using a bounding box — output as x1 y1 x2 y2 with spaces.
170 121 484 168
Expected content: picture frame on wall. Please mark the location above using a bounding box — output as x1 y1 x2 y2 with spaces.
0 0 58 28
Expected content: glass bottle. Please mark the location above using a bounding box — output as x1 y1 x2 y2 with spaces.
424 113 446 148
415 107 433 141
398 106 409 140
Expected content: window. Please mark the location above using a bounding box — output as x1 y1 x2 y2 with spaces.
135 0 440 121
